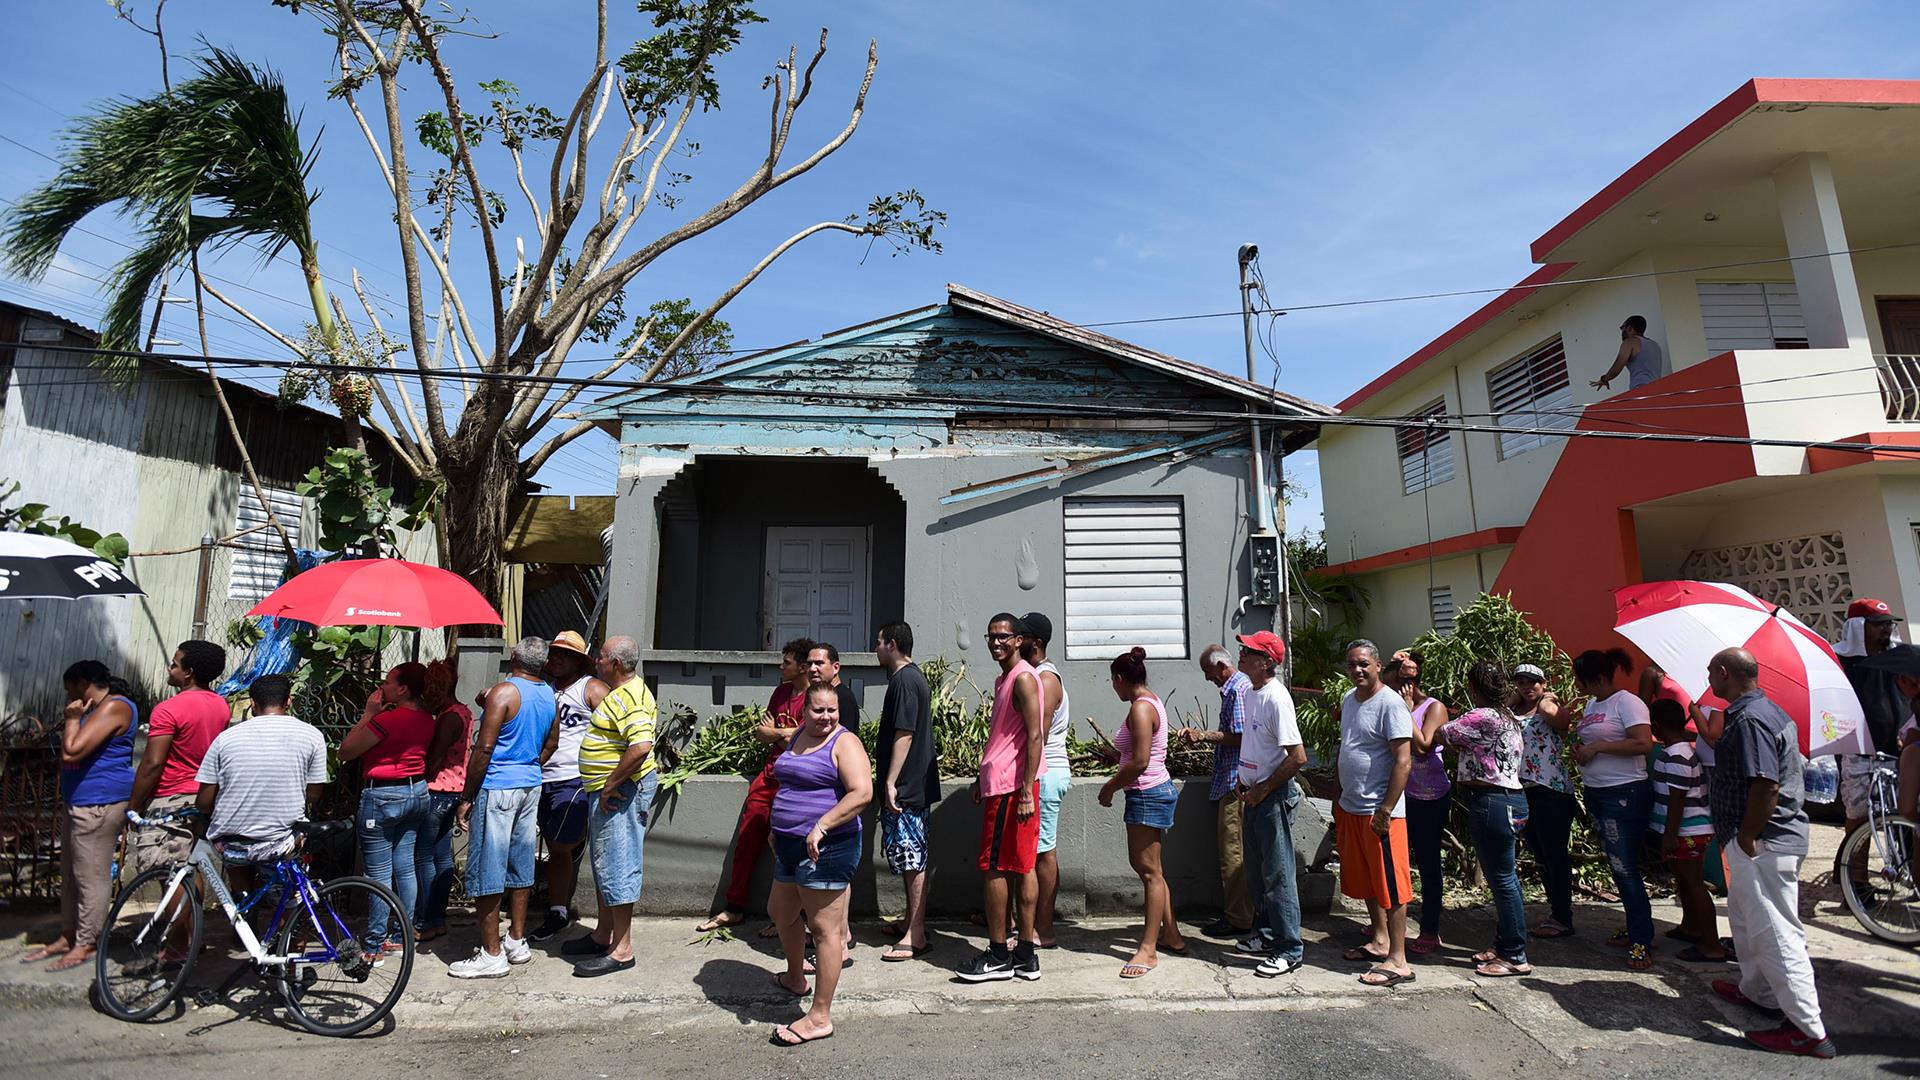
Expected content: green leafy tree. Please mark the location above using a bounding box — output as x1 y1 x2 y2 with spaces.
0 480 131 566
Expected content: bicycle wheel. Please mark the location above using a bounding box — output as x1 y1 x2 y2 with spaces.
95 865 203 1022
1837 817 1920 946
274 875 414 1037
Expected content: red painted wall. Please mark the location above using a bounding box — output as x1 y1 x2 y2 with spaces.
1491 354 1757 653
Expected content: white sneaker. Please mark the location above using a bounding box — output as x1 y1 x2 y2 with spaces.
448 947 510 979
503 935 533 965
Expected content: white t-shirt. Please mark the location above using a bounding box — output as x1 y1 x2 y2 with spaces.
1337 687 1414 818
543 676 594 783
1036 661 1072 772
1237 679 1302 788
1577 689 1651 788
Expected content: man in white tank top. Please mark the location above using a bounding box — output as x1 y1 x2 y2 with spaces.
532 631 608 943
1020 613 1072 948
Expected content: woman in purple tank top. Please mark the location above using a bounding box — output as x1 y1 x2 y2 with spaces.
767 683 872 1048
1099 647 1186 979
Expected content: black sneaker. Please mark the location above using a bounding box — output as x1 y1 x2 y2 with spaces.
1012 943 1041 982
560 934 608 957
530 909 572 943
1201 918 1245 939
955 948 1015 983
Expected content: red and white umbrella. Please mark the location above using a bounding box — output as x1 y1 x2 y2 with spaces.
245 558 501 628
1612 580 1866 756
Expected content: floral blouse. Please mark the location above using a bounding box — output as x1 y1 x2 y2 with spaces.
1518 708 1572 793
1441 706 1524 789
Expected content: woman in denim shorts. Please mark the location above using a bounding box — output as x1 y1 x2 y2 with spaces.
766 684 873 1048
1098 647 1185 979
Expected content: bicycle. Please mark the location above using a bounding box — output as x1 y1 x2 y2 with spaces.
1834 753 1920 945
95 806 414 1036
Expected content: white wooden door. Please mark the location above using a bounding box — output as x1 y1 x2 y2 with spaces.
762 526 869 651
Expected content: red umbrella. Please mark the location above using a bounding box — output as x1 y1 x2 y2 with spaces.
245 558 502 628
1612 580 1866 756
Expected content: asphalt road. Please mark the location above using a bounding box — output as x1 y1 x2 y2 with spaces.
2 990 1907 1080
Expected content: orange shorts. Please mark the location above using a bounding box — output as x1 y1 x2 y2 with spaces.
1336 807 1413 907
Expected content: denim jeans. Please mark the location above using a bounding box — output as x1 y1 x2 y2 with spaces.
1465 786 1530 965
587 772 660 907
1243 779 1304 962
358 781 430 944
414 791 461 932
1406 793 1450 937
1522 785 1578 930
1587 779 1654 947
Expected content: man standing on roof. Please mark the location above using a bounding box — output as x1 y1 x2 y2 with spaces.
1590 315 1667 391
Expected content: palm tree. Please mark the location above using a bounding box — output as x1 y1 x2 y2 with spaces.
2 48 349 421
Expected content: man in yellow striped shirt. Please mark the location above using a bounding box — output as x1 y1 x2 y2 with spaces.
564 636 658 977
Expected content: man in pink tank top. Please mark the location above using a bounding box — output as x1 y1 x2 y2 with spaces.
957 614 1046 983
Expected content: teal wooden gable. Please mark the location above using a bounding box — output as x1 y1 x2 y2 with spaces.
582 285 1332 456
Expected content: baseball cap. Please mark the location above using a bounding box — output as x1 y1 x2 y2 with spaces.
550 630 592 657
1020 612 1053 647
1235 631 1287 664
1512 663 1547 682
1848 598 1900 623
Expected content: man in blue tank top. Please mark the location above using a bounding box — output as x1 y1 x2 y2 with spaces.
451 637 559 978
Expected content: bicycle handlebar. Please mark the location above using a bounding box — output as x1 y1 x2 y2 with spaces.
126 806 206 828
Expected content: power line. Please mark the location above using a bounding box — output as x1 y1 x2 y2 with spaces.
14 340 1920 460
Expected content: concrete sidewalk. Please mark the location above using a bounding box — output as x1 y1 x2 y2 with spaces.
2 821 1916 1064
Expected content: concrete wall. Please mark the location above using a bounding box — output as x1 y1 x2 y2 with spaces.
565 776 1335 918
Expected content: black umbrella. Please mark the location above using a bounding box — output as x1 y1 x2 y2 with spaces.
0 532 145 599
1850 642 1920 679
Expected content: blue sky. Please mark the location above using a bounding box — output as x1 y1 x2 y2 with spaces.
4 1 1918 530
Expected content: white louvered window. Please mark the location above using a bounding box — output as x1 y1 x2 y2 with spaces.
1062 497 1188 660
1488 336 1576 459
1397 400 1454 495
1430 586 1457 635
228 487 302 601
1698 282 1808 353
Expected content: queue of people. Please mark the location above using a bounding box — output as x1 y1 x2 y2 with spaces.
30 609 1853 1059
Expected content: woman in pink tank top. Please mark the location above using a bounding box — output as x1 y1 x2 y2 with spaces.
1098 646 1185 978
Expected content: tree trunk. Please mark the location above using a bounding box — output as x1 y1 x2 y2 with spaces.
439 432 520 620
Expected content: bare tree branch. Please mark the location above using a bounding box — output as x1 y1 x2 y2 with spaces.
521 419 599 479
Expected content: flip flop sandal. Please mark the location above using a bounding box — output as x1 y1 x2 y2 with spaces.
1674 945 1726 963
1408 935 1444 955
1119 962 1155 979
880 944 932 962
1472 949 1500 964
1343 945 1389 963
19 947 68 965
695 914 743 933
1626 944 1654 971
770 1023 833 1047
1474 959 1532 978
1605 928 1632 948
45 951 90 973
1530 923 1573 939
803 953 853 975
771 972 810 996
1359 967 1416 987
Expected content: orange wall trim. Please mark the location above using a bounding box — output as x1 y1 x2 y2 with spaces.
1807 432 1920 474
1491 354 1756 653
1324 527 1524 578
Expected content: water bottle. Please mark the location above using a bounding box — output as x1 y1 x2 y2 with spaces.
1803 754 1838 804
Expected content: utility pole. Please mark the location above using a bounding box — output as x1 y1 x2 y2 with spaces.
1238 244 1292 683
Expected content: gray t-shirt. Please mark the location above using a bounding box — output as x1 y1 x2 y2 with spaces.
197 715 329 862
1337 687 1414 818
1708 691 1809 856
1626 336 1668 388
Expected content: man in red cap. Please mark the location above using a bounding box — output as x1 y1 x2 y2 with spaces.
1232 630 1308 977
1835 597 1905 887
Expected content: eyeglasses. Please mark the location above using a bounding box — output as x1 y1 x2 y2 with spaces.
985 633 1017 642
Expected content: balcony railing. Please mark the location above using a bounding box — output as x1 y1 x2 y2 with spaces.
1875 354 1920 422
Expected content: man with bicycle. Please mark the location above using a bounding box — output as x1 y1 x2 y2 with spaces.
194 675 330 884
1705 648 1835 1059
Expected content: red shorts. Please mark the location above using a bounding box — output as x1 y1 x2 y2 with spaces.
978 782 1041 874
1664 833 1711 862
1336 807 1413 907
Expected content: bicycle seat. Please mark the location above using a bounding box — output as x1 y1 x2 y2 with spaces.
290 820 353 838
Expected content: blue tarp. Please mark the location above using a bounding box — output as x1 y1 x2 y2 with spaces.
214 548 326 695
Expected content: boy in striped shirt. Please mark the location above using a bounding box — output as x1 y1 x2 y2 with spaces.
1649 698 1724 962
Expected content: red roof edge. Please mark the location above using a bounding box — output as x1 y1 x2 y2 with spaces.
1335 264 1577 413
1321 526 1524 579
1529 78 1920 264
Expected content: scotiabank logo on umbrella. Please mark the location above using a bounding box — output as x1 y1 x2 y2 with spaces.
343 606 403 618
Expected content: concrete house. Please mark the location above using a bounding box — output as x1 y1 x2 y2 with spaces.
1316 78 1920 653
583 284 1331 726
0 301 435 726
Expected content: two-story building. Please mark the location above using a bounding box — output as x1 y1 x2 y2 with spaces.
1318 78 1920 653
